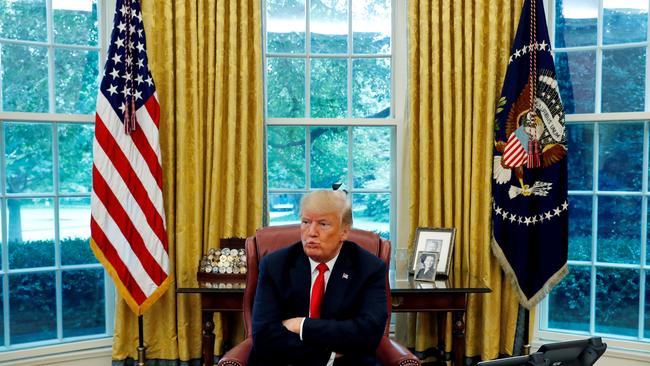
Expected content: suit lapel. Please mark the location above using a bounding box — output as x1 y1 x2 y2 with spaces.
290 249 311 316
321 243 353 319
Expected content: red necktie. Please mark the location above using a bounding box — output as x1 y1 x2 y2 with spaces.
309 263 328 318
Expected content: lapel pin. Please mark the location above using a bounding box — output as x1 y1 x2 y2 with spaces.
342 273 349 279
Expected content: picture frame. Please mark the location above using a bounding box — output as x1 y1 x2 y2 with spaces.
413 251 439 282
410 227 456 276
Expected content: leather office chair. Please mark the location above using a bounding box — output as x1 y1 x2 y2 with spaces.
217 224 420 366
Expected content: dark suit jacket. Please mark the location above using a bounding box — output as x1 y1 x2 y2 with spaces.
249 241 388 366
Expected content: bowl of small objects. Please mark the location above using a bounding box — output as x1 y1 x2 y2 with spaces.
197 247 247 281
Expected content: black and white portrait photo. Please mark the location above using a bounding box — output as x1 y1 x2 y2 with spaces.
414 251 439 282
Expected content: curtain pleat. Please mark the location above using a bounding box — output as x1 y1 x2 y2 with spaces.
111 0 263 362
407 0 524 359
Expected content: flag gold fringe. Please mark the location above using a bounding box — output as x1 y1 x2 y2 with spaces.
490 233 568 310
90 238 173 315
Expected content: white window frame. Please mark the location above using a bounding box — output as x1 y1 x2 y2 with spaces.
263 0 408 250
0 0 115 361
535 0 650 362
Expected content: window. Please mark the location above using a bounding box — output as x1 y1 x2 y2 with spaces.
538 0 650 353
263 0 404 250
0 0 112 352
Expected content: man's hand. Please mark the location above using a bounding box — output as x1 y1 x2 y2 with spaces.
282 317 303 334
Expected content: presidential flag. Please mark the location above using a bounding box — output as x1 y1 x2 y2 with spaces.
491 0 568 309
90 0 170 315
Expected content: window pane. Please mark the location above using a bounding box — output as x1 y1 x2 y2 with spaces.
598 122 643 191
548 265 590 331
7 198 55 269
310 126 348 188
58 123 94 193
597 196 641 265
311 0 347 54
352 126 390 189
602 48 645 113
5 122 53 193
352 193 390 239
61 197 94 265
9 272 56 344
352 0 390 54
267 126 306 189
53 0 98 46
1 44 49 112
62 268 105 337
0 0 47 41
568 195 591 261
567 123 593 190
267 57 305 118
266 0 305 54
554 0 597 47
310 58 347 118
603 2 648 45
268 192 303 226
555 51 595 114
352 58 390 118
595 268 639 336
55 49 99 114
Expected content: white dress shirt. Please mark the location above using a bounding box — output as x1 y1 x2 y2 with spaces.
299 252 340 366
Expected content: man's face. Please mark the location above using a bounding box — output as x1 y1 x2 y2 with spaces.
300 208 349 263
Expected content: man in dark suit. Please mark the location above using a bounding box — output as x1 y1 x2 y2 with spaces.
250 190 387 366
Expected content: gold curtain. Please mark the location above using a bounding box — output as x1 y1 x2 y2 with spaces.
407 0 524 359
112 0 263 362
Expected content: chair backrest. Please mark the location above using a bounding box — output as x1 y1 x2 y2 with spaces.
242 224 392 338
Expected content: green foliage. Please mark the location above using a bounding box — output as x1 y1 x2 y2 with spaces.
0 0 47 42
58 124 95 193
8 237 97 269
555 2 647 114
310 59 347 118
5 123 54 194
6 237 104 343
310 127 348 188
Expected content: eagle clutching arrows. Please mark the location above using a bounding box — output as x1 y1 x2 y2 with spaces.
493 69 567 199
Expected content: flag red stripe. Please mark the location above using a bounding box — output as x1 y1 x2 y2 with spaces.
130 126 163 190
144 95 160 128
92 166 166 285
91 218 148 305
94 114 168 250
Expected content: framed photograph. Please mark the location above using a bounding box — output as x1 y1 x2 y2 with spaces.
410 227 456 276
414 251 439 282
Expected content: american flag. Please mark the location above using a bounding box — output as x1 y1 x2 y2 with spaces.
502 127 528 168
90 0 170 315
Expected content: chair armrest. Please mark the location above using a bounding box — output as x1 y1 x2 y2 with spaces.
375 336 421 366
217 337 252 366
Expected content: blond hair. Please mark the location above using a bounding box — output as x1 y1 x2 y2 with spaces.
300 190 352 227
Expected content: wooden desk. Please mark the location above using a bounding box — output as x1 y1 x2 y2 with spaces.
177 272 490 366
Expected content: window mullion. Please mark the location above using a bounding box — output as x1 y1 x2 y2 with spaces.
348 126 353 191
46 0 55 114
347 0 352 118
52 123 62 341
305 126 311 190
594 0 603 114
305 0 311 118
639 121 649 339
1 121 8 347
590 121 599 335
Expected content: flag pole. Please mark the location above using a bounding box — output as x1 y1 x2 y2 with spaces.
523 309 531 355
137 315 146 366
